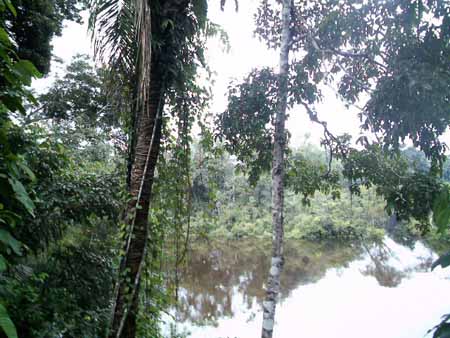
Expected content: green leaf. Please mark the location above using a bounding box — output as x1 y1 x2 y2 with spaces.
433 187 450 233
12 60 41 85
7 178 35 216
0 229 21 256
17 162 35 181
0 27 10 46
0 210 20 228
4 0 16 16
1 95 23 114
0 304 18 338
0 255 6 272
17 59 40 77
431 252 450 271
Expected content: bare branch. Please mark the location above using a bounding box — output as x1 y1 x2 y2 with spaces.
309 35 388 71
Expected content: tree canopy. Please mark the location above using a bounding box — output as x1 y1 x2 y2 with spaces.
0 0 449 338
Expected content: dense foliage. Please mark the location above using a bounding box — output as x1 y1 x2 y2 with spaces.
0 0 448 338
1 0 86 73
0 1 41 336
188 143 450 242
1 52 123 337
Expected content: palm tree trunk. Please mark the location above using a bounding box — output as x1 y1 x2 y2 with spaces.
261 0 291 337
109 63 164 338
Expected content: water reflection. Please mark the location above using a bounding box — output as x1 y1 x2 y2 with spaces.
362 242 406 287
165 237 450 338
174 240 363 324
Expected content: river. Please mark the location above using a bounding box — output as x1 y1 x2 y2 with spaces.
162 236 450 338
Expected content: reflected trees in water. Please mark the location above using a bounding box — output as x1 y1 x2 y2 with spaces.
173 239 364 324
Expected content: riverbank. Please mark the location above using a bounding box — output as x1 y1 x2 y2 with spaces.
192 188 389 242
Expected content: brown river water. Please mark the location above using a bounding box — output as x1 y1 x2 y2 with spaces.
162 236 450 338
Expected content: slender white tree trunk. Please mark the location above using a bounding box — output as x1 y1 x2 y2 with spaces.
261 1 291 337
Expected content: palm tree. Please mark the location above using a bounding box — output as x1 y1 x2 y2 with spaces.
89 0 208 336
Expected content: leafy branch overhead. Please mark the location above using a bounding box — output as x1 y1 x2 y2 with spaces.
253 0 450 160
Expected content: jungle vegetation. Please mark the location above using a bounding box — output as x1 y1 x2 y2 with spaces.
0 0 449 338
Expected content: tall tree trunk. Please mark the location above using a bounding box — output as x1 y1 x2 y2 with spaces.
261 1 291 337
109 61 164 338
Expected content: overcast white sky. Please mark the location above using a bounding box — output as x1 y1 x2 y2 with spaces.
30 1 390 148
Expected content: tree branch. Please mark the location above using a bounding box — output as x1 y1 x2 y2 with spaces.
309 35 388 71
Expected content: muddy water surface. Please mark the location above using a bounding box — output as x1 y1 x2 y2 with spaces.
163 237 450 338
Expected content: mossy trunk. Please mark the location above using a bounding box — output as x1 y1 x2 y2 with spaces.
109 63 163 338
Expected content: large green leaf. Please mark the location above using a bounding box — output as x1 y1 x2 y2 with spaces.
0 27 10 46
13 60 41 85
17 162 35 182
7 178 35 217
0 304 18 338
0 229 22 256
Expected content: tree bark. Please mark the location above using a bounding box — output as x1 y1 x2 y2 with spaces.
261 1 291 337
106 0 200 336
108 61 164 338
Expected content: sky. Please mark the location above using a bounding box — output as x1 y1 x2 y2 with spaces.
30 1 397 149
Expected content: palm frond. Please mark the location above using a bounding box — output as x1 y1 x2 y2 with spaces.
88 0 137 76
